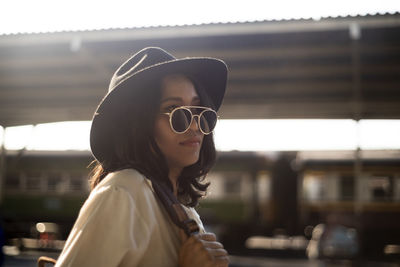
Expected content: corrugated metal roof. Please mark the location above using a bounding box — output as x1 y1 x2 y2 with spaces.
1 12 400 126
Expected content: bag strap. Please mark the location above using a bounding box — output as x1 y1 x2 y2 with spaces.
151 180 200 237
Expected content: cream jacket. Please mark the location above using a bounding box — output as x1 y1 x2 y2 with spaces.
55 169 205 267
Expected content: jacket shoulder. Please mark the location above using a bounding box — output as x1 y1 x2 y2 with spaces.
96 168 151 195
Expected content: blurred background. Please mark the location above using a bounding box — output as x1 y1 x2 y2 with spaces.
0 0 400 266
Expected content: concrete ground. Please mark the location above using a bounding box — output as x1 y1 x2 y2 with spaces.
3 252 400 267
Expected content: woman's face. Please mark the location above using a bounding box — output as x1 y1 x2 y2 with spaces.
154 74 204 171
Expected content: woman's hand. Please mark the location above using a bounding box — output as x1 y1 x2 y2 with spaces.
178 230 229 267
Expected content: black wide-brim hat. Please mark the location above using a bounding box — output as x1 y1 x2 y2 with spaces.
90 47 228 163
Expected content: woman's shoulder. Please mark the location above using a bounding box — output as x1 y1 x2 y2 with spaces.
83 168 157 218
95 168 152 196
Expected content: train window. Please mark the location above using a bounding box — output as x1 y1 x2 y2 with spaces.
47 173 62 191
303 174 324 201
257 172 271 202
369 175 393 201
26 172 42 191
70 174 84 191
224 175 242 195
340 175 355 201
5 173 20 191
56 175 70 194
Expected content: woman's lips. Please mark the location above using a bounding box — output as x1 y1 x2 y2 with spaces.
179 137 201 147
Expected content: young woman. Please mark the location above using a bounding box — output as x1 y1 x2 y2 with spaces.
54 47 229 267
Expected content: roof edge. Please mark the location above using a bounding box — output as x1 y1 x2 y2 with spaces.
0 12 399 46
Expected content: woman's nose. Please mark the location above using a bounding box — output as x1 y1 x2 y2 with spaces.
189 115 201 133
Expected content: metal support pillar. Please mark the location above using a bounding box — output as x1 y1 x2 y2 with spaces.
0 127 6 205
350 22 363 215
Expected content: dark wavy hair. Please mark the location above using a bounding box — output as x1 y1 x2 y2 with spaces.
89 74 216 207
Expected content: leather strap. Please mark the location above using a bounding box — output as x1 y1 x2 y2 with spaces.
152 180 200 237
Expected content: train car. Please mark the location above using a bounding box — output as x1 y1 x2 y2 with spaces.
0 150 274 252
1 149 399 260
297 150 400 259
0 150 92 247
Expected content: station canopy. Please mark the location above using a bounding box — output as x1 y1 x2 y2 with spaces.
1 13 400 127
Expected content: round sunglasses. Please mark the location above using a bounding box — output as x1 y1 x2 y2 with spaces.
161 106 218 135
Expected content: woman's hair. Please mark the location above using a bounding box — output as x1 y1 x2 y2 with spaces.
89 74 216 207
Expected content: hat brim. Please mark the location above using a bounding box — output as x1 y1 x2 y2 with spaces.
90 57 227 162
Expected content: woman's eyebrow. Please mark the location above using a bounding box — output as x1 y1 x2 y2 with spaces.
191 96 201 103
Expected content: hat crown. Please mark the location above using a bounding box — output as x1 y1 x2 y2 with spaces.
109 47 175 92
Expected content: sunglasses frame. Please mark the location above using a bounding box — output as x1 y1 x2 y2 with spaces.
161 105 218 135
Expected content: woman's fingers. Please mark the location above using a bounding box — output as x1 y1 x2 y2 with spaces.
201 239 224 249
179 232 230 267
198 232 217 241
207 248 228 257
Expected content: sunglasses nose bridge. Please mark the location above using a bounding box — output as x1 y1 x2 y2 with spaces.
189 114 201 132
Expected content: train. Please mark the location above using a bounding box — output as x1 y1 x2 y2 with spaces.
0 149 399 260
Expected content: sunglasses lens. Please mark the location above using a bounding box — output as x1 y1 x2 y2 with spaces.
199 110 217 134
171 108 192 133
